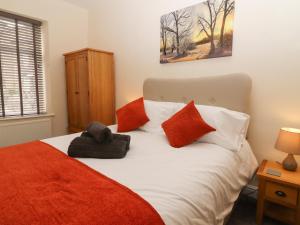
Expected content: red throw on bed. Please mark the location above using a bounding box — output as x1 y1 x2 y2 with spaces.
0 141 164 225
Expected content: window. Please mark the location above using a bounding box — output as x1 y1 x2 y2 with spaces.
0 11 45 117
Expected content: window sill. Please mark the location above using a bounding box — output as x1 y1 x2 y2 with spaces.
0 113 55 122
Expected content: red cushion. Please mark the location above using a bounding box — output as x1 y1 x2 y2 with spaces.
116 97 149 132
161 101 215 148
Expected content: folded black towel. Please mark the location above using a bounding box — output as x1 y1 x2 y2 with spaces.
68 136 128 159
81 132 131 150
86 122 113 143
112 133 131 151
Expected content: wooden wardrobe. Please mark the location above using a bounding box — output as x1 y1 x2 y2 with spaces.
64 48 115 133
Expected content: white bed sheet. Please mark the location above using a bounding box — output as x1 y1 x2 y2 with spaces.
42 125 258 225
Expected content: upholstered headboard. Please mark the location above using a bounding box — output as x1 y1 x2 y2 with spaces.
143 73 251 113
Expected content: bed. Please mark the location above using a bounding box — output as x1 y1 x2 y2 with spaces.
1 73 258 225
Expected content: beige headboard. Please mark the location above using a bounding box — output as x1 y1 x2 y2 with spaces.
143 73 251 113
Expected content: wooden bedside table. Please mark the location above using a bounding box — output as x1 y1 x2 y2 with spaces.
256 160 300 225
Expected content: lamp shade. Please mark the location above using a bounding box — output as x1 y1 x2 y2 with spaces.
275 128 300 155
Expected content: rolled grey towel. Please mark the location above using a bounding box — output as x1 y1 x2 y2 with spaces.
86 122 113 143
68 136 128 159
81 132 131 150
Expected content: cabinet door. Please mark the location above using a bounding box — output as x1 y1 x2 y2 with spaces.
76 55 90 129
65 57 80 130
88 52 115 125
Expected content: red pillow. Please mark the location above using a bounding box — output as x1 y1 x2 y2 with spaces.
161 101 215 148
116 97 149 132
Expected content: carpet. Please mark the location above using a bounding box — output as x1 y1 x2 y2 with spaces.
227 196 286 225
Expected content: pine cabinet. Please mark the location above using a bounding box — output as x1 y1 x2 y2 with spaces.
64 48 115 133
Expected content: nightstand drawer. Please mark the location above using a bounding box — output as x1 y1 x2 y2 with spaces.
265 182 298 207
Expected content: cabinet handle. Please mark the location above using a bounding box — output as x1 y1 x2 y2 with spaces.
75 91 79 95
275 190 286 198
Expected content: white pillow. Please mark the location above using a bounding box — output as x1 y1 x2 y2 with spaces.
140 100 181 134
194 104 250 151
141 100 249 151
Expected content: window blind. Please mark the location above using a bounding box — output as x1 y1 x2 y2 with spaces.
0 11 45 117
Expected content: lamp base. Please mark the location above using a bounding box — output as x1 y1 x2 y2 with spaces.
282 153 298 171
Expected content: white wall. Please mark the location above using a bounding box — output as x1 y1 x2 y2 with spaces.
86 0 300 163
0 0 88 143
1 0 300 165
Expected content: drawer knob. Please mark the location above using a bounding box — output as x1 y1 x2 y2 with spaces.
275 190 286 197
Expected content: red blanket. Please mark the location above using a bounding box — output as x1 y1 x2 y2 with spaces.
0 141 164 225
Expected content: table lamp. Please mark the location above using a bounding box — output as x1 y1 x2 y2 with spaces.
275 127 300 171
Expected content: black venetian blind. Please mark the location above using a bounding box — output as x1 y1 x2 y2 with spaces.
0 11 45 117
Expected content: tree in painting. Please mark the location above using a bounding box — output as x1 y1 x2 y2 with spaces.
198 0 223 55
160 14 170 56
165 9 193 56
160 0 235 64
219 0 234 48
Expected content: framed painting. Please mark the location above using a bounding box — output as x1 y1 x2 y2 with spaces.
160 0 235 63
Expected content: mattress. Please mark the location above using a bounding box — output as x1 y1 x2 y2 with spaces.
42 125 258 225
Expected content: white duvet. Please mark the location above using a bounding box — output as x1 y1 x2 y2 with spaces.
42 125 258 225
